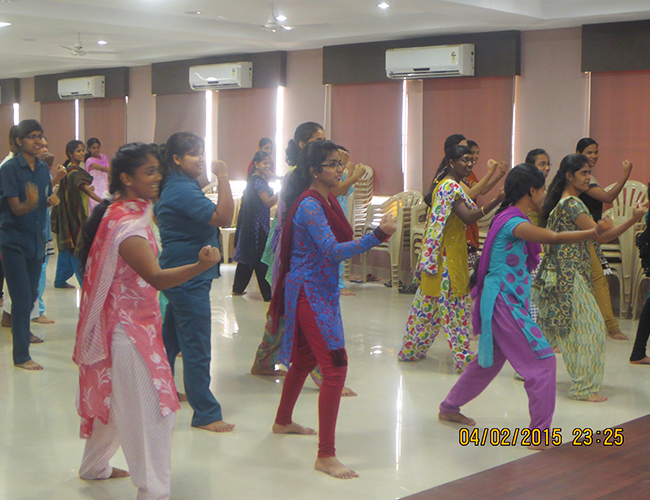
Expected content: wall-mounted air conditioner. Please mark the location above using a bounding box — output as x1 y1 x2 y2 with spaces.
57 76 105 100
386 44 475 79
189 62 253 90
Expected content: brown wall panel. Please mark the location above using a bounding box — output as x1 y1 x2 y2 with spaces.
0 105 14 158
151 52 287 95
34 67 129 102
153 93 206 145
84 97 127 162
330 81 403 196
583 20 650 73
422 76 514 193
323 30 520 85
40 100 75 166
0 79 20 105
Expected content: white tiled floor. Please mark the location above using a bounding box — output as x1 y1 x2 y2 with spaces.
1 263 649 499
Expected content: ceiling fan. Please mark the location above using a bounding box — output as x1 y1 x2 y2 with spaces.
261 3 292 32
60 33 109 56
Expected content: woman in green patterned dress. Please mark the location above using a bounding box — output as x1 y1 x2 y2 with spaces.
533 154 645 402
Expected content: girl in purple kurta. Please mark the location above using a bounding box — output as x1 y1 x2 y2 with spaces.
270 140 395 479
439 165 601 445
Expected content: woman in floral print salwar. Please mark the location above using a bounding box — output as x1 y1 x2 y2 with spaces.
398 145 504 372
533 154 645 402
73 143 220 500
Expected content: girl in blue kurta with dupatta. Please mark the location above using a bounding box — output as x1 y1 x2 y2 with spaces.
439 164 604 446
270 140 396 479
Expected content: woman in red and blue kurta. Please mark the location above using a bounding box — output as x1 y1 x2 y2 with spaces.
270 140 396 479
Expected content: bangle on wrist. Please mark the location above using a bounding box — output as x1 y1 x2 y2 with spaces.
481 206 486 216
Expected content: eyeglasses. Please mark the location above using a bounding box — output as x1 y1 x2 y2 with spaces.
25 133 43 141
321 160 344 169
536 161 551 168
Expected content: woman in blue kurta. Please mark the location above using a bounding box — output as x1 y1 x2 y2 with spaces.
232 150 278 300
271 140 395 479
155 132 235 432
439 165 603 439
0 120 59 370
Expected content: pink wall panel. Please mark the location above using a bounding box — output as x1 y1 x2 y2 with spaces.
84 97 127 162
0 105 14 159
217 87 276 180
590 70 650 188
40 100 75 167
422 77 514 196
330 81 403 196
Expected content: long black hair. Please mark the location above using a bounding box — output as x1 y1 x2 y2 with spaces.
282 140 339 213
285 122 323 167
85 137 101 161
576 137 597 154
13 120 43 154
63 139 84 167
496 163 545 215
158 132 205 191
539 153 589 227
250 150 272 177
78 142 160 268
525 148 548 165
424 144 471 206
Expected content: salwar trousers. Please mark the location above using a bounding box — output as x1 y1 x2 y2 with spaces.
79 325 176 500
54 249 83 288
440 296 556 430
275 290 347 458
162 279 223 427
232 261 272 301
590 244 619 334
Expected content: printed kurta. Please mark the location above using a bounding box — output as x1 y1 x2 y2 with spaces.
51 165 93 252
278 196 381 366
74 199 179 438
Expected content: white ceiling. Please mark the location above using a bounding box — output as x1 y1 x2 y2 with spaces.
1 0 649 78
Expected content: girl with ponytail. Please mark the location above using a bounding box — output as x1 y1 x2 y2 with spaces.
74 143 220 497
271 140 396 479
439 164 603 439
398 145 504 370
534 155 646 402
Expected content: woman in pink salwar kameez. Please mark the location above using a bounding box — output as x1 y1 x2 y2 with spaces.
73 142 220 500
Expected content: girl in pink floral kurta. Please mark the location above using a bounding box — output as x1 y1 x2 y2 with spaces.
73 143 220 500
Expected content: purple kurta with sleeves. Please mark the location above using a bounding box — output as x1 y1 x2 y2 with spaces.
278 196 381 366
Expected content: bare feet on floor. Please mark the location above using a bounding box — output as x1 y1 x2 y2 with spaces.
341 386 357 397
315 457 358 479
15 360 43 370
109 468 130 478
579 394 608 402
630 357 650 365
251 365 287 376
32 315 55 324
177 392 188 402
196 420 235 432
438 412 476 426
608 328 628 341
272 422 317 435
340 288 355 296
29 333 44 344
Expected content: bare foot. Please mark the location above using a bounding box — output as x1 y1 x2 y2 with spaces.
630 357 650 365
196 420 235 432
438 412 476 426
177 392 188 402
341 386 357 397
177 352 182 357
15 360 43 370
553 346 561 354
109 468 130 478
32 315 55 324
251 365 287 376
528 443 554 451
579 394 608 402
340 288 355 296
272 422 316 435
608 329 629 341
30 333 44 344
315 456 358 479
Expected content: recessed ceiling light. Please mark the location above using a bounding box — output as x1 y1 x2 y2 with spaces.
378 2 389 9
0 22 11 28
185 10 202 15
282 25 292 31
97 40 107 45
276 14 287 22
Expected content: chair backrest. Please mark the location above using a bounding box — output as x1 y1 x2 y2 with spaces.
349 165 374 238
607 180 648 219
